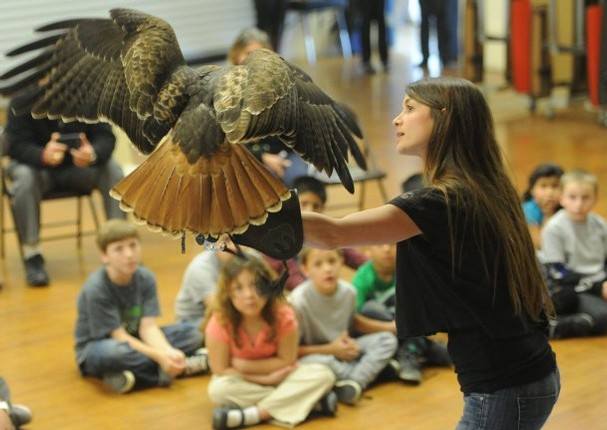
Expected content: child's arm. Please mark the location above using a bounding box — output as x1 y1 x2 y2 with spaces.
528 224 542 249
351 269 372 312
352 313 396 335
540 224 566 263
111 323 185 376
298 331 360 361
206 335 295 386
139 317 184 358
230 330 298 375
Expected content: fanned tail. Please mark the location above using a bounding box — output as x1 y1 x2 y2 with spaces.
110 136 290 238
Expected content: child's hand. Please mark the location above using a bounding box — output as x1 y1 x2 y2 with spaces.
231 357 247 372
158 350 186 377
264 364 297 386
0 408 15 430
165 347 186 364
331 332 360 361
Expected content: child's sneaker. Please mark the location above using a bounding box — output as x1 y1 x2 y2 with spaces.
314 390 338 416
334 379 362 405
184 347 209 375
212 406 260 429
102 370 136 394
10 403 32 428
397 343 422 384
422 340 452 367
398 353 422 384
377 358 400 381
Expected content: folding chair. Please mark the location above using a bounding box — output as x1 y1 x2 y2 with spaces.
0 130 101 259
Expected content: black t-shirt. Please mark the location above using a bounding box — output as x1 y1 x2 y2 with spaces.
389 188 556 394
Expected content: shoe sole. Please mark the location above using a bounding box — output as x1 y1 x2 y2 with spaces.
104 371 135 394
334 380 362 405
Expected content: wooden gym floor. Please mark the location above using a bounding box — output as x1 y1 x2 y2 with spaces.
1 54 607 429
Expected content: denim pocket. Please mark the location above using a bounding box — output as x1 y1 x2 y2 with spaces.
517 392 558 430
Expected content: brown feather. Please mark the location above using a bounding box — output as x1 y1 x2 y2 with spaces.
110 137 289 238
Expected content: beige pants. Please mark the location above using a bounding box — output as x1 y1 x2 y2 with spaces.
208 363 335 426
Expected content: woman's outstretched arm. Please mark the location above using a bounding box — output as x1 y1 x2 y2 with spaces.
302 204 421 249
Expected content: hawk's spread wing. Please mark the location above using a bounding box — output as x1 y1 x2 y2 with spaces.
0 10 366 246
0 8 192 154
213 49 366 193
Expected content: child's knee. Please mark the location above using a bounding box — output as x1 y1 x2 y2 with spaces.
376 332 398 356
207 375 236 405
298 363 336 386
101 340 134 362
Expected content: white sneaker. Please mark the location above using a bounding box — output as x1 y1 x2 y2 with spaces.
102 370 136 394
184 348 209 376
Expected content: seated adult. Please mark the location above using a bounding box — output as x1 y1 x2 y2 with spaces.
229 28 310 186
5 86 125 287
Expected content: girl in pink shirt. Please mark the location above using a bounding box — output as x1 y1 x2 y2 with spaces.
205 255 336 430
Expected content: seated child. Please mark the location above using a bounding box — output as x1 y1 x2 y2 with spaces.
205 254 336 430
522 163 563 249
289 248 398 405
352 244 451 384
75 220 208 393
541 170 607 337
174 248 238 325
265 176 368 290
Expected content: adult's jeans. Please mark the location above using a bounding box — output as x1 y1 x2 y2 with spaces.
8 160 124 245
456 368 560 430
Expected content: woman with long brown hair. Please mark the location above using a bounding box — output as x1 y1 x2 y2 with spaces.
303 77 560 429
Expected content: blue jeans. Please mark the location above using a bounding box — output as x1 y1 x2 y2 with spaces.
456 369 560 430
80 323 202 389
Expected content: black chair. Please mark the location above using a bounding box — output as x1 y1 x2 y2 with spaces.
321 139 388 211
286 0 352 64
0 129 101 260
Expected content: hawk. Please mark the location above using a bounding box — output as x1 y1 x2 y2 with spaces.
0 8 365 241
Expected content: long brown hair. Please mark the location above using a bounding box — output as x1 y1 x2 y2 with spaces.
202 254 283 346
405 77 553 319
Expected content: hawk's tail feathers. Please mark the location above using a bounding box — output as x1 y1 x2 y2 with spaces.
110 138 290 238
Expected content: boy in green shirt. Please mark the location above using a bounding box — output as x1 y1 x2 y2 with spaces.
352 244 451 384
352 245 396 316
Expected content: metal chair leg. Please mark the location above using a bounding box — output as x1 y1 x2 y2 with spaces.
7 196 24 262
77 196 82 249
301 14 317 64
335 9 352 59
358 180 367 211
377 179 389 202
87 194 100 230
1 192 4 259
